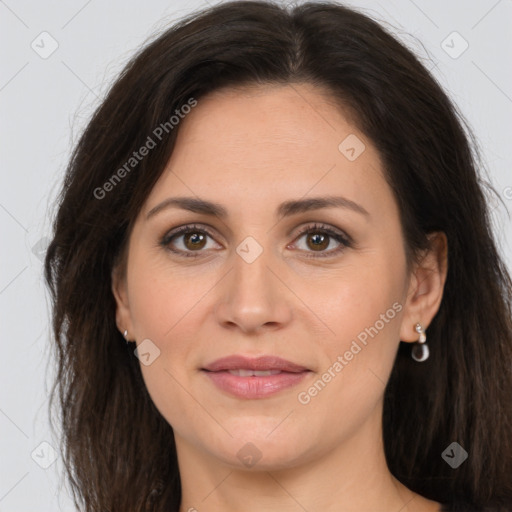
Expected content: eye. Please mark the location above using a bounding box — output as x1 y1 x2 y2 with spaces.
160 224 220 258
160 222 352 259
290 223 352 258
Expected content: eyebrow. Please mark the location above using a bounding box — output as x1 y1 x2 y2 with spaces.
146 195 369 220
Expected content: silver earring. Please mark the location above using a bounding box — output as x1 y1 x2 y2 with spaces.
123 330 129 343
411 323 429 362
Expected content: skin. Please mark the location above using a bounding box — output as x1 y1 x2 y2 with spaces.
112 83 448 512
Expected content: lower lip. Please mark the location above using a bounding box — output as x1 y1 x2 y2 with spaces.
202 370 310 399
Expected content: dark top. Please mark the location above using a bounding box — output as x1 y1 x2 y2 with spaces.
439 502 512 511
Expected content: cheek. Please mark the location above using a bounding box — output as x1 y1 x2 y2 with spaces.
126 251 213 342
125 253 219 419
307 256 403 351
126 271 201 434
293 281 403 446
309 252 406 401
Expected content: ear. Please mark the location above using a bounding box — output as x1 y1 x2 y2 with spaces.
399 231 448 342
111 262 134 339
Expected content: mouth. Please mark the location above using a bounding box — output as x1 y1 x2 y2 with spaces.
202 354 309 373
222 369 284 376
201 355 312 399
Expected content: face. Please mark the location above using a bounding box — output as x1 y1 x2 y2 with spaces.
113 83 427 471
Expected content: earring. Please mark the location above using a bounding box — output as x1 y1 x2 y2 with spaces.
411 323 429 362
123 330 129 343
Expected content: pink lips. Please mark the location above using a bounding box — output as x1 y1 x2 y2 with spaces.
201 355 311 399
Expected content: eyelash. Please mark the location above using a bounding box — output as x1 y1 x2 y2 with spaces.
160 222 353 259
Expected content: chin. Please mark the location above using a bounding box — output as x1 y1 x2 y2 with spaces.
199 422 314 471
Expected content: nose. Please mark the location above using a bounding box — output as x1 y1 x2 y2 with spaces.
214 243 293 334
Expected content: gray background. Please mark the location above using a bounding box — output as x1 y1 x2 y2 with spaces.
1 0 511 510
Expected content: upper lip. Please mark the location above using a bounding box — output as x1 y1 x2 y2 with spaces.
202 355 309 373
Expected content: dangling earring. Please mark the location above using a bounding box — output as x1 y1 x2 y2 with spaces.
123 330 130 343
411 323 429 362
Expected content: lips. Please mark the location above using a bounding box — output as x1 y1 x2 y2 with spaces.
201 355 311 399
202 355 309 373
226 369 282 377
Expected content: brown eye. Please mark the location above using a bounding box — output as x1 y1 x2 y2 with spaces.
292 223 352 258
160 224 220 258
183 231 207 251
305 232 330 251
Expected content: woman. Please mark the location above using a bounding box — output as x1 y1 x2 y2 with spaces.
44 1 512 511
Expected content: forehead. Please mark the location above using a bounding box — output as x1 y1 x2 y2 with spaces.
175 82 358 155
141 83 393 223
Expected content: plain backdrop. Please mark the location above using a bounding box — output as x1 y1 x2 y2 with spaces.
1 0 511 510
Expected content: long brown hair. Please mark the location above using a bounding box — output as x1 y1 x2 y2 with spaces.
44 1 512 510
